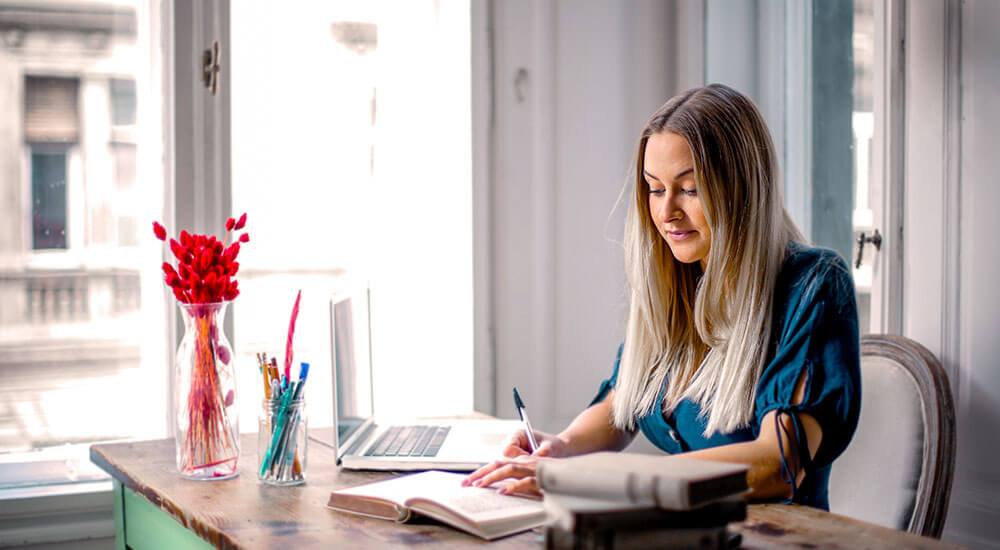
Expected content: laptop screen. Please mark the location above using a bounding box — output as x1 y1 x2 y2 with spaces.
330 288 374 447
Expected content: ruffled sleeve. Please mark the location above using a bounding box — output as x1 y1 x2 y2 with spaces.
754 249 861 494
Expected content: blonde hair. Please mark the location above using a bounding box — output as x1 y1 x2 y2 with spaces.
612 84 805 436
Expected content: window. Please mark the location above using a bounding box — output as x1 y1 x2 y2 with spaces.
25 75 79 251
705 0 882 333
1 0 475 504
229 0 475 428
0 0 167 493
851 0 876 332
29 146 70 250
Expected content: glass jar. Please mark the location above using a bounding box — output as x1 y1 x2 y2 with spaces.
258 397 307 485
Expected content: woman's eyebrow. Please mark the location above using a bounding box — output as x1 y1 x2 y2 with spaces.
673 168 694 181
642 170 660 182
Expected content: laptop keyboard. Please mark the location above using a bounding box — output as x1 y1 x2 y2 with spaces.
365 425 451 457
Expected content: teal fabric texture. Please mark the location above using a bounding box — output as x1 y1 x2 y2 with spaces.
591 242 861 510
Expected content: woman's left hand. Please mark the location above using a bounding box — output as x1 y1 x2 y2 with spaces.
461 454 548 497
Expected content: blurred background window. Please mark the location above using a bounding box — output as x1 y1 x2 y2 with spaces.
705 0 877 333
0 0 167 491
230 0 474 429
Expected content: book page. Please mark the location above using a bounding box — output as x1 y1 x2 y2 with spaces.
408 475 544 524
331 470 456 505
330 471 545 539
331 471 543 522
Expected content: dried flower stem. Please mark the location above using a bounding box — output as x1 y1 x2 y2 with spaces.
180 310 237 474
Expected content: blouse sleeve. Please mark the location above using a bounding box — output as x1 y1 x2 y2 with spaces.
754 250 862 476
590 343 624 406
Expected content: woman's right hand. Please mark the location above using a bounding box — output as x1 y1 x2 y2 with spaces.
461 429 569 497
500 428 570 459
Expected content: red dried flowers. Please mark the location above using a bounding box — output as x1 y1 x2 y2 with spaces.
152 215 249 303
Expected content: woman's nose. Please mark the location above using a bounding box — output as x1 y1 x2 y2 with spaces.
655 194 681 222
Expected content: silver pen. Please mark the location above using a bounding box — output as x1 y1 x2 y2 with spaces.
513 387 539 453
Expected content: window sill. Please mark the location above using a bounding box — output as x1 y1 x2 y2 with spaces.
0 480 114 546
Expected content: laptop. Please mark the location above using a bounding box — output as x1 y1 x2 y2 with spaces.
329 286 522 471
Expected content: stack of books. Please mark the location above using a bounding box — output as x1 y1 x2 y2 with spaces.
537 452 749 550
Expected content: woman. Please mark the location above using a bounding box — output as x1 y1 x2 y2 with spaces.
463 84 860 510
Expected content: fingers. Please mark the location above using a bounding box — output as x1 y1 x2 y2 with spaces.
498 476 541 497
502 445 530 458
462 457 538 489
462 460 499 487
473 461 537 489
501 430 532 458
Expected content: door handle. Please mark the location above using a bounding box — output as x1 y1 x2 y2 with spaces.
855 229 882 269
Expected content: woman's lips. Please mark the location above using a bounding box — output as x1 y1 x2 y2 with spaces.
666 230 696 242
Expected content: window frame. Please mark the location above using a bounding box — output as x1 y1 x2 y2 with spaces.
869 0 906 335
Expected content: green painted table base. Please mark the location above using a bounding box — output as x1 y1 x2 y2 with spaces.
113 480 213 550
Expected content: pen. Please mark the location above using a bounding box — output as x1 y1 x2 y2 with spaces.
512 387 539 453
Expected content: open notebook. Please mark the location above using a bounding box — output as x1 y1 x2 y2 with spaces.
327 470 546 540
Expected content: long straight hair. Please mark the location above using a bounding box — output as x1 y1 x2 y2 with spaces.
612 84 805 436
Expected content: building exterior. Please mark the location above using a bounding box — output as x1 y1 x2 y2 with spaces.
0 1 145 455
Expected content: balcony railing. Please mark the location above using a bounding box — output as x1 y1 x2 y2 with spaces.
0 268 140 326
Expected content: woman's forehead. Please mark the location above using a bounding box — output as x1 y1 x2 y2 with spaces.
644 132 694 176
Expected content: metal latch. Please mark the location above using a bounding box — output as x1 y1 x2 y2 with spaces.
855 229 882 269
202 40 221 96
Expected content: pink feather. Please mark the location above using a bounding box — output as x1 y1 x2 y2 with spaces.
284 290 301 382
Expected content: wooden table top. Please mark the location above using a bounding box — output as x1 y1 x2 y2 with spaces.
90 433 961 550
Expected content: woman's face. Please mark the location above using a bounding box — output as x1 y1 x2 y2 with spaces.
644 131 711 269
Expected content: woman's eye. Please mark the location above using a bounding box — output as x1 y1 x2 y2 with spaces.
683 188 697 196
648 188 665 196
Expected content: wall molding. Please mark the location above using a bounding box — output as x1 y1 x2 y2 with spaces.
530 0 557 429
783 0 812 239
940 0 962 406
471 0 495 416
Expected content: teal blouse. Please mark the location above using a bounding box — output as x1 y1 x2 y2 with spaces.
591 242 861 510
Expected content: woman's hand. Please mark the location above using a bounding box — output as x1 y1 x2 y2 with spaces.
462 454 545 497
463 393 631 497
499 428 570 459
461 429 569 497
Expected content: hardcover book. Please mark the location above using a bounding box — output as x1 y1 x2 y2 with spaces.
536 452 749 510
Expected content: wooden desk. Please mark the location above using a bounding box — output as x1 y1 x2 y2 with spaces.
91 435 960 549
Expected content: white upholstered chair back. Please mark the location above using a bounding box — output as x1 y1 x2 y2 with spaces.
828 335 955 537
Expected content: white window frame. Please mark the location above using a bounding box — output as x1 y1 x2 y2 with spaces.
899 0 961 385
868 0 906 336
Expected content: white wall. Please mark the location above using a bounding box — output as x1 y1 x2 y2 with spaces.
484 0 674 435
943 1 1000 546
900 1 1000 546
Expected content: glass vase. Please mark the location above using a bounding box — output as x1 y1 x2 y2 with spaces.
174 301 239 480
